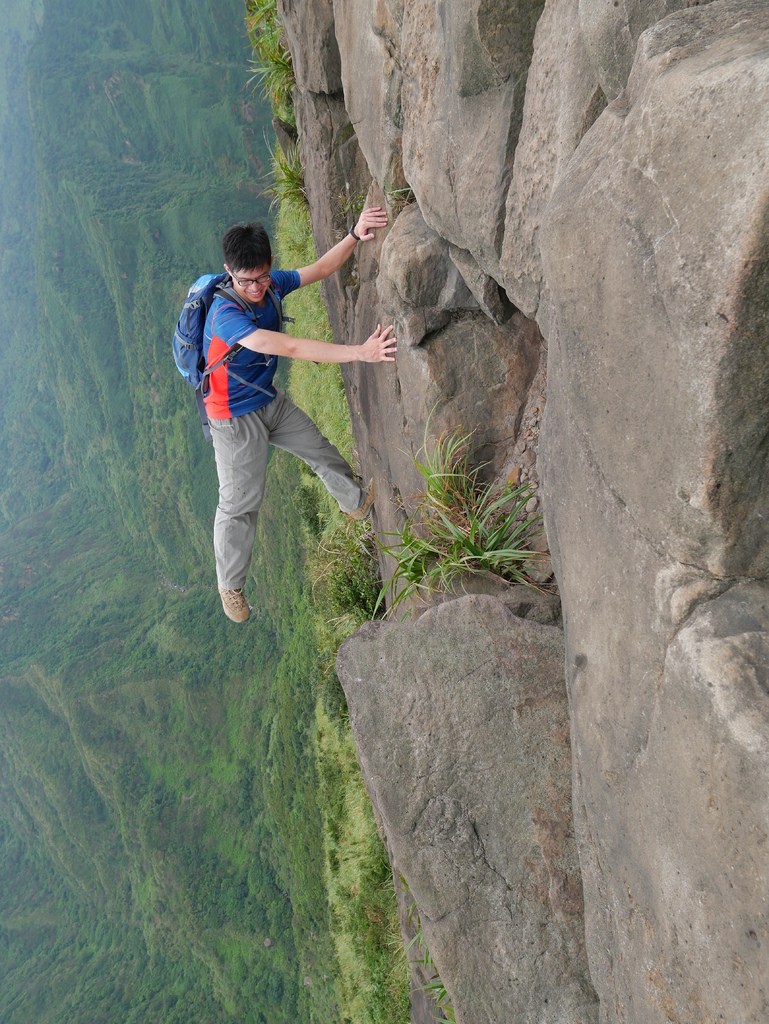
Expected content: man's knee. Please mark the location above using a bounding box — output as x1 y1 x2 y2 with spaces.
217 483 263 518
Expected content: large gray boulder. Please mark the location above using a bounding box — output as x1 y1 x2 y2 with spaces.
400 0 545 279
540 2 769 1019
277 0 342 93
336 595 599 1024
332 0 406 188
578 0 695 100
499 0 603 321
377 202 478 347
543 0 769 579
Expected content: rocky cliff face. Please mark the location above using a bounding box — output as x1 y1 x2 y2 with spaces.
278 0 769 1020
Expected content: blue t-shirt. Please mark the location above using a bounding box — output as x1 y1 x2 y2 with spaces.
203 270 301 418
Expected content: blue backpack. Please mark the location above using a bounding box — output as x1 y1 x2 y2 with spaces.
173 273 290 441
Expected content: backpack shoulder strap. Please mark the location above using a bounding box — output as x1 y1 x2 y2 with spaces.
195 387 213 443
266 283 296 331
198 281 273 410
264 285 283 333
203 279 255 375
215 278 295 332
214 280 257 320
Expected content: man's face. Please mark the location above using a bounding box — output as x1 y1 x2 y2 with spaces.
226 263 272 304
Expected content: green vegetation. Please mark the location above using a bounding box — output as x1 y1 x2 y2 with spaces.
382 183 417 216
0 493 310 1024
337 187 369 223
317 706 410 1024
0 0 60 526
266 141 308 215
0 423 357 1024
245 0 305 218
274 201 411 1024
246 0 295 123
377 428 543 614
1 1 411 1022
0 1 353 1022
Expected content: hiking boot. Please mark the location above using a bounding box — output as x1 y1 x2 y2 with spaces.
348 478 375 520
219 586 250 623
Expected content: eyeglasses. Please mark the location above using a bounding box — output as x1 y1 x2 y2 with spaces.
231 270 271 289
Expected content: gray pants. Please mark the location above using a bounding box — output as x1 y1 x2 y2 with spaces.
210 390 363 590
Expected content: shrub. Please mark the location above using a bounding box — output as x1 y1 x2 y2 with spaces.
292 480 323 539
310 523 381 626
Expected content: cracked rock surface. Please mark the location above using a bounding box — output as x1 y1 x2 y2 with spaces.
540 2 769 1019
337 595 598 1024
283 0 769 1018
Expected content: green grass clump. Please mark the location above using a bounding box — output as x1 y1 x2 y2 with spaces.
316 528 380 622
308 523 381 636
405 922 455 1023
383 182 416 216
246 0 295 122
377 428 543 614
267 140 308 215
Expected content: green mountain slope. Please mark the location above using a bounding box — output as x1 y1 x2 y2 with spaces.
2 0 272 578
0 492 311 1024
0 3 343 1022
0 0 59 524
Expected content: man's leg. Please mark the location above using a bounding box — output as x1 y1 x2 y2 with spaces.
210 411 271 593
263 390 364 512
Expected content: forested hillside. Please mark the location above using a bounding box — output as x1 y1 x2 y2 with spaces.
1 0 269 574
0 3 343 1021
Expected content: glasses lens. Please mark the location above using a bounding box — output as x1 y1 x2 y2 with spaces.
237 272 269 288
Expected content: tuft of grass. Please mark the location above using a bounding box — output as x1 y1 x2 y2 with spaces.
376 427 543 615
246 0 295 121
383 182 416 216
266 140 307 215
309 523 381 625
337 185 370 224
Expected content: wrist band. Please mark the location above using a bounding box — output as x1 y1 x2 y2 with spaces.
349 225 361 242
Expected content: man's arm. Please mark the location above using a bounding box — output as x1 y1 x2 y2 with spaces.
296 206 388 287
239 322 397 364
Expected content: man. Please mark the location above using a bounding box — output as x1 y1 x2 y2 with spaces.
203 206 395 623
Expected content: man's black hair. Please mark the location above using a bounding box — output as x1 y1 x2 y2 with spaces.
222 222 272 272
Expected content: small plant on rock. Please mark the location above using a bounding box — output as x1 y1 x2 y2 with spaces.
337 185 369 223
265 139 307 214
246 0 295 120
376 427 543 615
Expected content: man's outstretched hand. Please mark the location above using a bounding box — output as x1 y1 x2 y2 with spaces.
354 206 389 242
358 323 397 363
